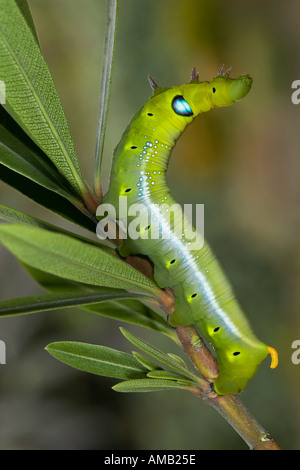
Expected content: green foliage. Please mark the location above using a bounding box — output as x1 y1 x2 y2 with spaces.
112 379 192 393
0 107 95 227
0 224 159 294
0 290 141 318
46 329 200 394
0 203 96 239
0 0 87 194
22 264 174 336
45 341 149 380
0 110 78 201
0 0 177 392
120 328 198 382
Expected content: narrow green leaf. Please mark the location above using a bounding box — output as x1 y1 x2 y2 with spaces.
21 263 118 292
0 290 141 318
167 353 189 370
15 0 40 44
0 135 73 200
0 203 53 230
120 328 196 381
22 263 174 336
0 0 88 194
0 164 97 232
85 299 172 334
46 341 148 379
146 369 193 384
0 224 160 296
132 352 161 371
0 203 99 246
0 106 95 228
112 378 192 393
94 0 118 199
0 106 81 203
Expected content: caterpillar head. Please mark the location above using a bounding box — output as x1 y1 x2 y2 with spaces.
212 341 278 395
194 65 253 109
183 66 252 114
147 67 252 120
209 68 253 108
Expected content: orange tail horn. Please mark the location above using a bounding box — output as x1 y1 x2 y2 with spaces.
268 346 279 369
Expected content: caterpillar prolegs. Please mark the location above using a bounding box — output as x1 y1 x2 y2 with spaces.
101 67 278 395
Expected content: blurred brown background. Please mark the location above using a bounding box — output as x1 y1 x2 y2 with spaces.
0 0 299 449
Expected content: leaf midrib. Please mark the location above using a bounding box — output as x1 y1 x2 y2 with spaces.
48 346 145 373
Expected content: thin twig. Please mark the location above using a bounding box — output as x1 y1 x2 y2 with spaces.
176 325 219 381
94 0 119 200
204 393 281 450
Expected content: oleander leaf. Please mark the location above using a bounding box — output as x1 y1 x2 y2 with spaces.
0 203 100 245
0 290 140 318
15 0 40 44
112 378 193 393
0 165 96 231
0 224 160 296
120 328 196 380
146 369 192 384
0 203 54 229
167 353 189 370
85 298 172 334
132 351 161 371
22 264 174 336
0 106 81 203
0 0 88 195
0 202 97 247
0 98 95 228
46 341 148 379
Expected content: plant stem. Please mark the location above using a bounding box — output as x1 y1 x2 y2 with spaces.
175 324 281 450
176 325 219 381
204 393 281 450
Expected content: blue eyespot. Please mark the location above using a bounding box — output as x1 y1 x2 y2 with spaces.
172 95 193 117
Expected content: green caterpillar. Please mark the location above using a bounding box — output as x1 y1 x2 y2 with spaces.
101 66 278 395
